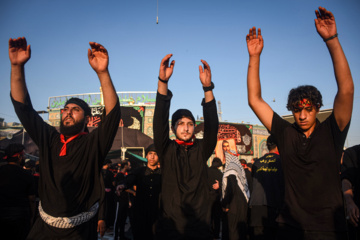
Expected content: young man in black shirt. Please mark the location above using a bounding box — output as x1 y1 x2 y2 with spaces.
120 144 162 240
249 135 284 240
9 37 121 239
246 7 354 239
153 54 219 239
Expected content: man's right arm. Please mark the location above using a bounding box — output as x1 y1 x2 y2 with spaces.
9 37 31 104
246 27 273 131
9 38 56 147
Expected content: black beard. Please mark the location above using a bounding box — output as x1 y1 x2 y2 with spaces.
60 118 86 136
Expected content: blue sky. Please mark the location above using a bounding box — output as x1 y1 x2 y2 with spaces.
1 0 359 146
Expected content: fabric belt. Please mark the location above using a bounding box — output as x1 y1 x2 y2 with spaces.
38 201 99 228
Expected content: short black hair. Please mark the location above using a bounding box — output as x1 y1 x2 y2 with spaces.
211 157 222 168
145 144 156 156
120 160 129 169
4 143 24 163
171 109 195 128
266 135 277 151
286 85 323 111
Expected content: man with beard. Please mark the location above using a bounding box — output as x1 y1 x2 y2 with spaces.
0 143 36 240
246 7 353 239
153 54 219 239
9 37 121 239
117 144 161 240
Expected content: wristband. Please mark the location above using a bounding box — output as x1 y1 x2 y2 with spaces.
203 82 214 92
158 76 168 84
324 33 338 42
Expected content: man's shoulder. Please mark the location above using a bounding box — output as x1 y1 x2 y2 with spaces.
271 112 292 133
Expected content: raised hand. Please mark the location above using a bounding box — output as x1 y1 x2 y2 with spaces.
246 27 263 57
88 42 109 74
199 60 211 87
9 37 31 66
159 54 175 81
315 7 337 40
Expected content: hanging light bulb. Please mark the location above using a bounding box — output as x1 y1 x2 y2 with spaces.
156 0 159 24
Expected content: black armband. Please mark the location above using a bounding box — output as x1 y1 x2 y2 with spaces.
324 33 338 42
203 82 214 92
158 76 168 84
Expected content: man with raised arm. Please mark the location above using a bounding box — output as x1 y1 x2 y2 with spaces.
153 54 219 239
246 7 354 240
9 37 121 239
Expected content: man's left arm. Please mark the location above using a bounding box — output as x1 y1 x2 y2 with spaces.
88 42 120 163
200 60 219 158
315 7 354 131
88 42 118 115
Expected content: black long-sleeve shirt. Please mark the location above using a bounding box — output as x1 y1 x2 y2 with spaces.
153 90 219 239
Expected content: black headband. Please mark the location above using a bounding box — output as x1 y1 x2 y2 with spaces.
64 98 91 117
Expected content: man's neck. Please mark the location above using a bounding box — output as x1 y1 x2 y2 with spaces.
302 123 317 138
62 131 84 139
147 164 158 170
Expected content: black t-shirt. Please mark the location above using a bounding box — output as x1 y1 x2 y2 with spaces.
250 152 284 209
271 112 349 231
0 164 35 219
12 94 121 218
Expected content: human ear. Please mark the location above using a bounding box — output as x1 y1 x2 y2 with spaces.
85 116 90 125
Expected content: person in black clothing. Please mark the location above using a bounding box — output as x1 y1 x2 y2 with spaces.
153 54 219 240
114 160 131 240
116 144 161 240
99 159 116 233
0 143 36 240
222 150 250 240
341 144 360 239
207 157 223 239
246 7 353 240
9 37 121 239
249 135 284 240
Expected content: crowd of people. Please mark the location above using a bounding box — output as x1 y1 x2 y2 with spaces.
1 6 359 240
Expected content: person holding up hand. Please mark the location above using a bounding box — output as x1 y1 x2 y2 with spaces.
153 54 219 240
9 37 121 239
246 7 353 240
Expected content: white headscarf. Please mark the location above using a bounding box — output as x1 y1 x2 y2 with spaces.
222 150 250 202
